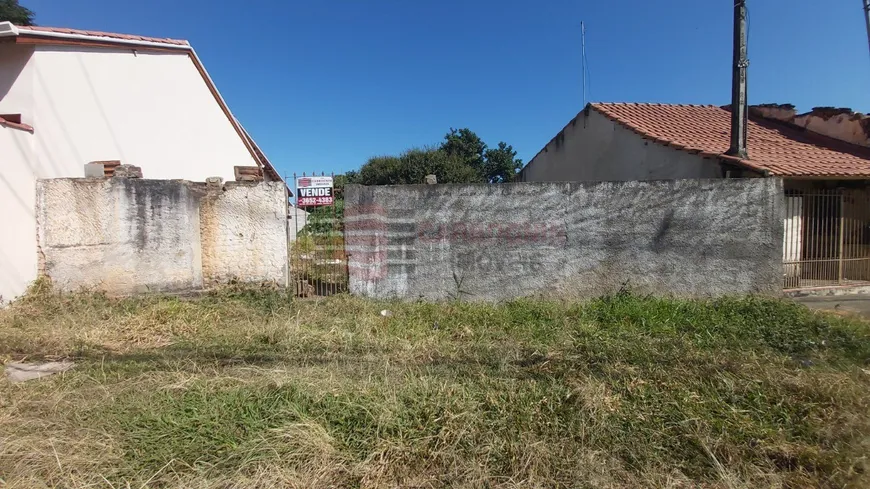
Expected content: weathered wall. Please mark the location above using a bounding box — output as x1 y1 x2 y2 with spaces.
36 178 204 294
519 109 723 183
751 104 870 148
36 178 288 295
200 182 288 286
346 179 783 301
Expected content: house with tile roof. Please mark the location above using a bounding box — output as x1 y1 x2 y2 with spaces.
519 102 870 290
0 22 287 303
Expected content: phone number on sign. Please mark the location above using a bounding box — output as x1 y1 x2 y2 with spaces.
298 196 334 206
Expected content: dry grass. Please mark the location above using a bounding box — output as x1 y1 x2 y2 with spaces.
1 283 869 488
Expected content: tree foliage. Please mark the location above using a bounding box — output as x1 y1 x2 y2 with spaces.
441 128 486 177
351 128 522 186
483 141 523 183
353 147 479 186
0 0 34 25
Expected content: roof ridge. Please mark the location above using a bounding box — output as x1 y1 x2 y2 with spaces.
591 102 722 108
16 24 189 46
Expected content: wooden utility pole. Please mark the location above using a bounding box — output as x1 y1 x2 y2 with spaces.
726 0 749 159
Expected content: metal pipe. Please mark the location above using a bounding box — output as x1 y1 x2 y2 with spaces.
726 0 749 159
863 0 870 62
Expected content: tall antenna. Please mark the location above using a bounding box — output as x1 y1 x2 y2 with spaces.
863 0 870 62
581 21 587 107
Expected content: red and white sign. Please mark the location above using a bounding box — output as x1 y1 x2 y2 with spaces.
296 176 334 207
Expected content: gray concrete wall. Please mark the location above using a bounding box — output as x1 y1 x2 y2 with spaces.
345 179 783 301
519 109 723 183
36 178 288 295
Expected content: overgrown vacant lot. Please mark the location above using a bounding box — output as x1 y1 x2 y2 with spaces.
1 285 869 488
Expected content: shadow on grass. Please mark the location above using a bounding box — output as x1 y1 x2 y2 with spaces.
66 341 517 381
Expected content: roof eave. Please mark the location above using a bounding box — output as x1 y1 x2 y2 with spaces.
2 23 191 50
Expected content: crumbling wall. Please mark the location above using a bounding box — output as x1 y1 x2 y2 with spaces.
36 178 204 294
36 178 288 295
200 181 288 286
751 104 870 148
345 179 784 301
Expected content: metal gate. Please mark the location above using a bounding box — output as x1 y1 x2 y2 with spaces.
289 173 347 296
783 189 870 289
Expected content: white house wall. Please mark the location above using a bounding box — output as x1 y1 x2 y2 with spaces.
0 128 39 304
28 45 257 181
0 43 263 302
0 44 34 119
520 109 722 182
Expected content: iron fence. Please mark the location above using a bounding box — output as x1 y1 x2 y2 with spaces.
783 188 870 289
289 172 347 297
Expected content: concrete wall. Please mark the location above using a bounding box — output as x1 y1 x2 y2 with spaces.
36 179 203 294
345 179 783 301
200 182 289 286
287 206 309 243
519 109 723 183
36 178 287 296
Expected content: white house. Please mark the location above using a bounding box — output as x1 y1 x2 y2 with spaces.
0 22 284 303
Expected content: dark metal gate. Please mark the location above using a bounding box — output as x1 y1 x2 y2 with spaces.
289 172 347 296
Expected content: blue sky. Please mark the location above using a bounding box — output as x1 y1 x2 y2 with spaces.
24 0 870 177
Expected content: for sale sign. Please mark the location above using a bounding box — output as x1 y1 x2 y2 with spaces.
296 176 334 207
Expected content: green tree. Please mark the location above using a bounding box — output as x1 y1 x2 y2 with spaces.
440 128 486 176
0 0 34 25
483 142 523 183
441 128 522 183
353 147 479 186
350 128 523 186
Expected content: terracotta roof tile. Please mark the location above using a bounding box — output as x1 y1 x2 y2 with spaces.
591 103 870 177
17 25 189 46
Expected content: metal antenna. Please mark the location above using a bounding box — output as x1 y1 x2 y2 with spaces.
581 21 587 107
863 0 870 62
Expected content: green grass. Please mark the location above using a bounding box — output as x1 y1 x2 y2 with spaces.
1 285 869 488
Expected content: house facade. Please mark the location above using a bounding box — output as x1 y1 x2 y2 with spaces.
0 23 283 303
519 102 870 290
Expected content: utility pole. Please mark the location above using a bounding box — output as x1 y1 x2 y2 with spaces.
863 0 870 61
726 0 749 159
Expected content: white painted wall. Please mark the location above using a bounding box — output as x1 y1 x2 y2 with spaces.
0 128 39 305
288 206 309 242
519 109 722 182
0 43 262 302
783 196 803 279
0 44 34 120
26 45 257 181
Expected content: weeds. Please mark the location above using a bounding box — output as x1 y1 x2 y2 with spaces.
1 287 869 488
